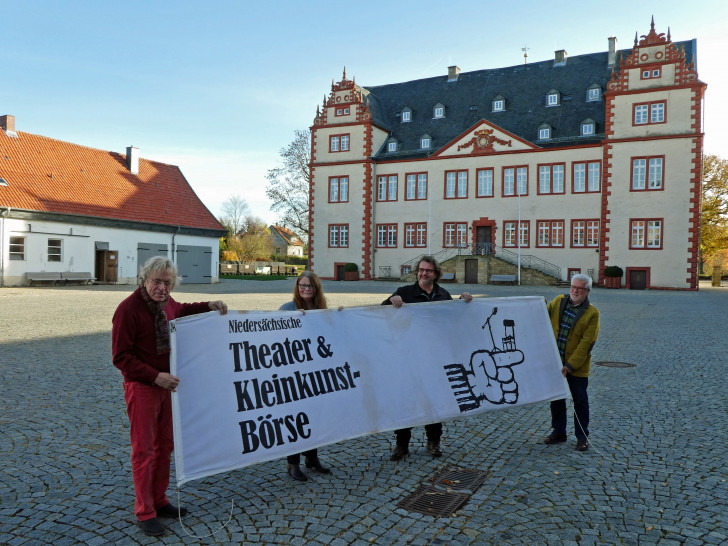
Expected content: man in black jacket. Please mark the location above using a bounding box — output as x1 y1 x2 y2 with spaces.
382 255 472 461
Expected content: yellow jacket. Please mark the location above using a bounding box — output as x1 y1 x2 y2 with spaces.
547 294 600 378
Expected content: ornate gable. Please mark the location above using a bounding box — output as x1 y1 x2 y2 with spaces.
313 68 371 126
608 18 698 92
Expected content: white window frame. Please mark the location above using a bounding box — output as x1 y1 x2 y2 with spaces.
547 93 559 106
632 157 664 190
492 99 504 112
586 87 600 102
477 169 494 197
420 137 430 149
433 105 444 118
402 110 411 122
539 127 551 140
388 141 397 152
581 121 595 135
9 236 25 260
48 238 63 262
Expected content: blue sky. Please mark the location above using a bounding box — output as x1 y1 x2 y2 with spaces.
2 1 726 225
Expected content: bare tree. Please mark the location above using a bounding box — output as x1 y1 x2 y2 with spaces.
220 195 251 236
265 130 310 240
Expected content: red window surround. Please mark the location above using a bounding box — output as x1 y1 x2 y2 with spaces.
502 165 529 197
328 176 349 203
537 163 566 195
444 170 468 199
375 223 398 248
570 219 600 248
476 168 494 198
502 220 530 248
536 220 565 248
329 133 350 152
632 100 666 126
403 223 427 248
443 222 467 248
630 156 665 192
629 218 664 250
328 224 349 248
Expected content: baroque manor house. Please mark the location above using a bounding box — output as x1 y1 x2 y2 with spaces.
309 20 705 289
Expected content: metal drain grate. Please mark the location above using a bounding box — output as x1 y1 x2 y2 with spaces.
396 484 471 517
595 361 637 368
429 466 490 493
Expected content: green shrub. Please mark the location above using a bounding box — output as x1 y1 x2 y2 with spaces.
344 263 359 272
604 266 624 277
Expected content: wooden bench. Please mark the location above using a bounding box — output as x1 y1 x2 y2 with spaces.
440 273 456 283
490 274 516 285
27 272 63 286
61 272 95 285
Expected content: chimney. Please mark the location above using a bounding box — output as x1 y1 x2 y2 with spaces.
554 50 567 65
608 36 618 67
447 66 460 82
126 146 139 175
1 115 18 137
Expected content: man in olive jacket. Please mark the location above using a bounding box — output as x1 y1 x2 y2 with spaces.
543 273 600 451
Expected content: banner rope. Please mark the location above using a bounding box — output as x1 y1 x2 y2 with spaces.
175 487 235 539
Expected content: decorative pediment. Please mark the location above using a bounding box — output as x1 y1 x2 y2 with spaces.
457 128 513 155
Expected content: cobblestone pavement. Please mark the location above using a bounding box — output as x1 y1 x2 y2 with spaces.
1 279 726 545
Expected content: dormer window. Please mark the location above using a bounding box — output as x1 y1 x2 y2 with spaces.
538 124 552 140
433 103 445 118
401 108 412 122
586 85 601 102
492 96 505 112
420 135 431 149
546 90 560 107
387 139 398 153
581 119 596 136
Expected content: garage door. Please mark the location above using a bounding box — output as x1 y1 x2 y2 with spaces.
176 245 213 284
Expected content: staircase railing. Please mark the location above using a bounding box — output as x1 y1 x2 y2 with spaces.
397 243 561 280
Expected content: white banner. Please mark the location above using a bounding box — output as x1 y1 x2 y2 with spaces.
170 296 567 485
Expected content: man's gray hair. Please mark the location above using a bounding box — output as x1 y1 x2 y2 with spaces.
139 256 179 288
571 273 592 290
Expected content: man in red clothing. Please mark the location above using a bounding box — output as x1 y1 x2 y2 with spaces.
112 256 227 537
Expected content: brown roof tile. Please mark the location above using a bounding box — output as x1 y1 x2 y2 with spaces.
0 130 223 231
270 224 303 246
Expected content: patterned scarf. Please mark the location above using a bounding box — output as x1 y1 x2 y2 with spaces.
139 285 170 354
556 300 579 362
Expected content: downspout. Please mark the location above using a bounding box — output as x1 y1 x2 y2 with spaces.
172 226 181 262
0 207 10 287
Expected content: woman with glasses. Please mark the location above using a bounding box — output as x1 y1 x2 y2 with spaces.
278 270 332 481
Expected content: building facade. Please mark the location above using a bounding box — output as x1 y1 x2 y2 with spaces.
309 20 705 290
0 115 225 286
270 224 304 257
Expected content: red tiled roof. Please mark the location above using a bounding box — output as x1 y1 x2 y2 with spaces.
270 224 303 246
0 130 223 231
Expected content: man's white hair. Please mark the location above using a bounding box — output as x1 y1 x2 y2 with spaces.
571 273 592 290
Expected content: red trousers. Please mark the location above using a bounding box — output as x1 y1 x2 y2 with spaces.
124 382 174 521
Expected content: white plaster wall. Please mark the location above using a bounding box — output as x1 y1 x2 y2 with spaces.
1 217 220 286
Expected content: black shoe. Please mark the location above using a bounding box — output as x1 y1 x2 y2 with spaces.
544 432 568 445
390 444 409 461
576 439 589 452
288 463 308 481
138 517 165 537
305 456 331 474
426 440 443 458
156 503 188 518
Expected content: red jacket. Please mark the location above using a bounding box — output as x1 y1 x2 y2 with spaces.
112 287 209 384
